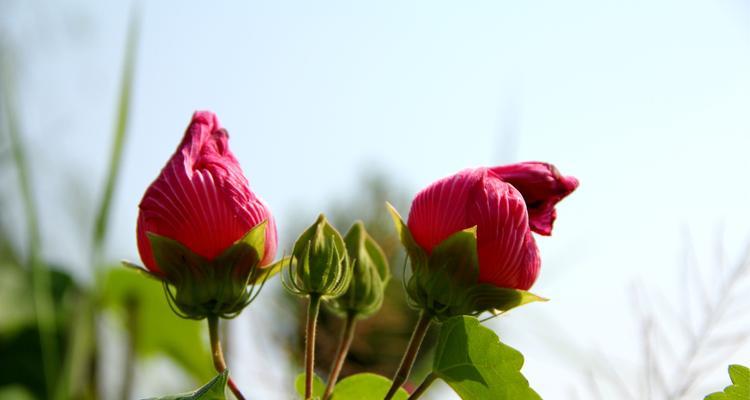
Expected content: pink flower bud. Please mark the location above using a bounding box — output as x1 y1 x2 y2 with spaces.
407 163 577 290
136 111 278 277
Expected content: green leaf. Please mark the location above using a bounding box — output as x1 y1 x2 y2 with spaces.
294 372 325 399
385 202 427 269
101 267 214 382
330 373 408 400
147 370 227 400
433 316 541 400
705 364 750 400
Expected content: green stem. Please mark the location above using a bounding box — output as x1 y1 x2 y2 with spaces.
408 373 437 400
207 315 246 400
384 310 432 400
322 312 357 400
305 294 322 400
120 294 138 400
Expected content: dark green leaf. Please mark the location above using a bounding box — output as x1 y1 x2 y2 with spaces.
433 316 540 400
147 370 227 400
294 372 325 399
705 364 750 400
330 373 408 400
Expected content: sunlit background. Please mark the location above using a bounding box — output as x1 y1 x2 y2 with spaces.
2 0 750 399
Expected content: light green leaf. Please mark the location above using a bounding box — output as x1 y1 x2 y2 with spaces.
330 373 408 400
147 370 227 400
433 316 541 400
705 364 750 400
294 372 325 399
101 267 214 382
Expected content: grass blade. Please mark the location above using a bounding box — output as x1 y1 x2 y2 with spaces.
91 11 140 267
1 58 58 397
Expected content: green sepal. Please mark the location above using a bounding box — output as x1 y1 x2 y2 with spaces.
403 228 479 319
250 255 289 285
283 214 352 299
146 370 228 400
147 221 268 320
326 221 390 319
386 202 427 271
121 259 161 281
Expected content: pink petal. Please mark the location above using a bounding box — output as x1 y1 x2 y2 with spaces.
136 111 278 275
468 175 541 290
490 162 578 236
407 168 485 253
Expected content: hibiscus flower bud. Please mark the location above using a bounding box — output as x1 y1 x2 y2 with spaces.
326 221 390 319
389 162 577 318
283 214 352 299
135 111 278 319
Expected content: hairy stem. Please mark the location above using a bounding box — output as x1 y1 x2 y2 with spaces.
305 294 322 399
385 310 432 400
323 312 357 400
207 315 246 400
408 372 437 400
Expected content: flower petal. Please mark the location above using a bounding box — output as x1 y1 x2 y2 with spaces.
468 174 541 290
407 168 485 253
136 111 277 275
490 162 578 236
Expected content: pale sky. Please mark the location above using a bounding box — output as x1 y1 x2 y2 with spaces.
4 0 750 398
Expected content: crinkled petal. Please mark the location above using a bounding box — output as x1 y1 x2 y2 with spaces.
490 162 578 236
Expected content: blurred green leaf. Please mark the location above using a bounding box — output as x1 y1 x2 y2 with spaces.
432 316 540 400
0 386 35 400
102 267 214 382
329 373 407 400
705 364 750 400
294 372 325 399
0 267 77 400
147 370 227 400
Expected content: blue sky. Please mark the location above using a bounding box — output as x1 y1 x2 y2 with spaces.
4 0 750 398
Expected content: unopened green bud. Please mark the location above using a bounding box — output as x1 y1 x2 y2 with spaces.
147 221 269 319
326 221 390 319
283 214 352 298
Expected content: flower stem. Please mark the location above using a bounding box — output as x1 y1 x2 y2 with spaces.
408 372 437 400
305 293 322 400
207 315 246 400
384 310 432 400
322 312 357 400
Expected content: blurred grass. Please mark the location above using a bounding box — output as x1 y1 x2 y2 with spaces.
92 10 139 269
1 55 59 397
